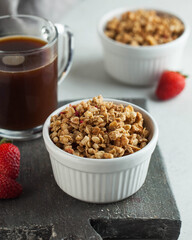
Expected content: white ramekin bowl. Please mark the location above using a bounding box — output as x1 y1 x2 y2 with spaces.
43 98 158 203
98 8 190 86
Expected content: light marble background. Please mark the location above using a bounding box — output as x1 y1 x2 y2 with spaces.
1 0 191 239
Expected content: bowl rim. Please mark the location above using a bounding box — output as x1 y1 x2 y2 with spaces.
98 7 190 51
43 98 159 165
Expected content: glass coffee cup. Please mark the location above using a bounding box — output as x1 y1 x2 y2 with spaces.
0 15 74 140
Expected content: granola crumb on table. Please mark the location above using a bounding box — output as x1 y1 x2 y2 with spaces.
104 9 184 46
49 96 149 159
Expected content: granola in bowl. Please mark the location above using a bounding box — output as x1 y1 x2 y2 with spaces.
49 95 149 159
104 9 184 46
43 97 158 202
98 8 189 85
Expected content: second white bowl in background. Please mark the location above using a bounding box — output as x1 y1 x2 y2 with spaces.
98 8 190 86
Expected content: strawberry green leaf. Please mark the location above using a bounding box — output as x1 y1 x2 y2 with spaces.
0 138 12 145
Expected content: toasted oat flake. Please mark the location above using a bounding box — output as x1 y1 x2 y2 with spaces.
49 96 149 158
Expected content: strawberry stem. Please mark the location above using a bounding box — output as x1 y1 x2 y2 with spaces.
0 138 12 145
176 71 188 78
183 74 188 78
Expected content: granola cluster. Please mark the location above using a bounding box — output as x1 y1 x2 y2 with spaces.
105 9 184 46
49 96 149 159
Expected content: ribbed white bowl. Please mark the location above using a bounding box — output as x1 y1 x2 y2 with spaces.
49 155 150 203
43 99 158 203
98 8 190 86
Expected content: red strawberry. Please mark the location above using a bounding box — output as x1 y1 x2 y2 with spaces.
0 173 22 199
155 71 186 100
0 143 20 179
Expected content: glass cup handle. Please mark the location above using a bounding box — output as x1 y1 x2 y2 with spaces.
55 24 74 85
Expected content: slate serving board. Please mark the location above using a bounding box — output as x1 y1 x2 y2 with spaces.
0 99 181 240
